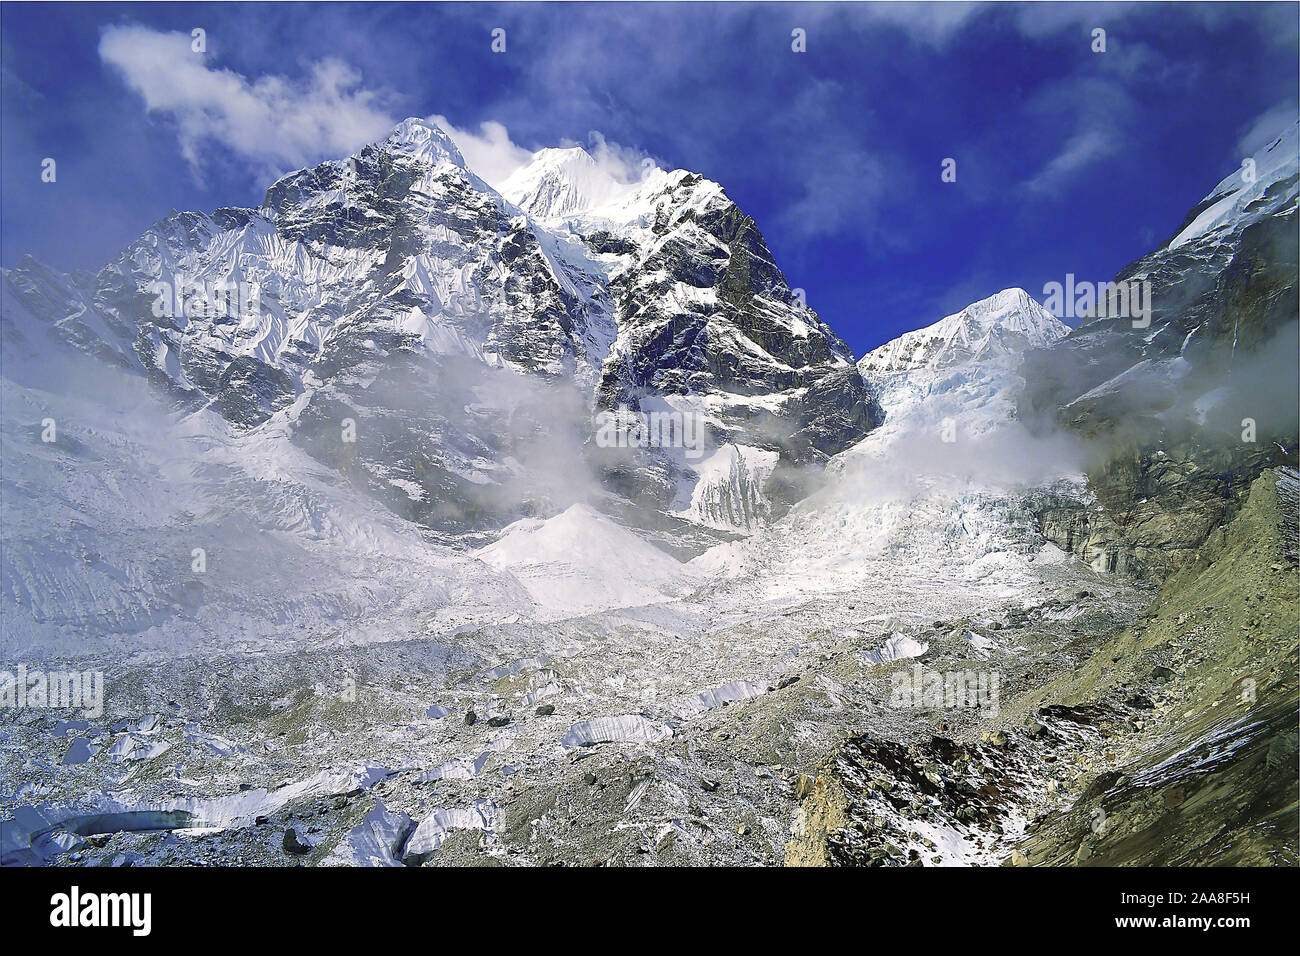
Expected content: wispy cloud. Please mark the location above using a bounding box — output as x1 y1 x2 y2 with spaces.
98 25 395 182
1025 128 1119 195
1236 101 1300 159
559 130 658 184
779 146 888 239
99 24 652 193
839 1 986 45
428 114 532 189
1020 77 1135 196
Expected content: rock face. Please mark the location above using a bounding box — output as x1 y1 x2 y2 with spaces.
787 469 1298 870
1036 443 1288 575
501 145 882 527
1021 123 1300 578
1011 468 1299 866
2 117 879 545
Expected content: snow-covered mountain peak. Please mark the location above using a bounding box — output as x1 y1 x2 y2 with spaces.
378 116 467 169
859 288 1068 374
532 145 599 167
258 116 473 215
5 102 881 544
500 144 630 220
961 287 1053 328
840 289 1075 479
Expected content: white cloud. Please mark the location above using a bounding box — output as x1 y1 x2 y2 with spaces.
560 130 658 184
1236 101 1300 159
780 147 887 239
843 2 986 44
408 118 656 193
99 25 395 181
428 114 533 190
1025 128 1118 194
1010 2 1135 38
99 25 649 196
1018 77 1134 196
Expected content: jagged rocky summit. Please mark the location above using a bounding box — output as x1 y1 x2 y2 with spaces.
3 117 880 548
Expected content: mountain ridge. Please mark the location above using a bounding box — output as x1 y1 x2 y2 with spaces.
2 115 880 544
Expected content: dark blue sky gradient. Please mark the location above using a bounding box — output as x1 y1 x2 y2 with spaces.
3 2 1297 354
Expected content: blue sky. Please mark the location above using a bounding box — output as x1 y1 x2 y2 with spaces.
3 2 1297 354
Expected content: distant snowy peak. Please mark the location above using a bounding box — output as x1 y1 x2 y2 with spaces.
858 288 1069 374
501 146 630 220
1167 120 1299 251
382 117 467 170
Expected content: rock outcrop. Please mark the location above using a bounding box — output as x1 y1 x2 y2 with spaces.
1022 124 1299 578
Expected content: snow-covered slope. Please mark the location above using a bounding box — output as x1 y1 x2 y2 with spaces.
0 343 535 659
1169 122 1299 251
